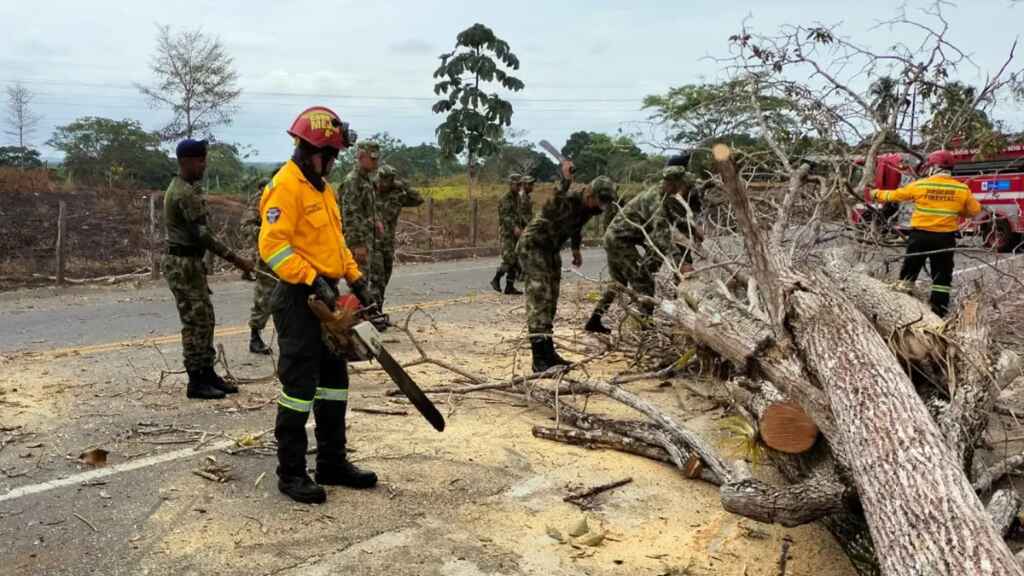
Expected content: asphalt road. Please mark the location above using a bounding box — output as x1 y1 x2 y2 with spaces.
0 249 610 354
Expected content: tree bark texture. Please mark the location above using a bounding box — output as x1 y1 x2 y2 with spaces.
787 281 1021 575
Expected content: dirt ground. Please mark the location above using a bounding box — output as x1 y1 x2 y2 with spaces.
0 279 859 576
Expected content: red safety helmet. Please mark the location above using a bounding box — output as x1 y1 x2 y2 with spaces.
921 150 955 173
287 106 356 150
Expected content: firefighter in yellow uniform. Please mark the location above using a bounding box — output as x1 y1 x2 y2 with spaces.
259 106 378 504
867 150 982 316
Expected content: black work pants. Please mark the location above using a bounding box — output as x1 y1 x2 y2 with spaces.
899 230 956 317
271 281 350 477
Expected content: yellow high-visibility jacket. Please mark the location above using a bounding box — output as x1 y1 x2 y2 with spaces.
258 160 362 285
870 174 982 233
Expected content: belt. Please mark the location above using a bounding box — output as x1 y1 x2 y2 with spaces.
167 245 206 258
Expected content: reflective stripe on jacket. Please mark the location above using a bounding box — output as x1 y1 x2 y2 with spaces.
871 174 982 233
258 160 362 285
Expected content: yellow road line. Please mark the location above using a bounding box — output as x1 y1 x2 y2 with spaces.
27 293 497 359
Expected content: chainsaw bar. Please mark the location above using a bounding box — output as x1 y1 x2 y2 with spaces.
375 346 446 432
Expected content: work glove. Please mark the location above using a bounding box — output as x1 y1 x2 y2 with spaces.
349 277 376 310
863 188 874 204
313 275 340 311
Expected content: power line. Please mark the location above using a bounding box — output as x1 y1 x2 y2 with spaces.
0 77 645 104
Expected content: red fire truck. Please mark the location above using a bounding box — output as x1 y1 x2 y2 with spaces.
853 144 1024 251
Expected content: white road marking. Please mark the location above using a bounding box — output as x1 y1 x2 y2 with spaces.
0 437 239 504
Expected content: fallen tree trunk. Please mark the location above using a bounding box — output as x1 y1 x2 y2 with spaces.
707 144 1022 576
787 279 1021 575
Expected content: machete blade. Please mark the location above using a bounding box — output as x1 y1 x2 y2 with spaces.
375 346 446 432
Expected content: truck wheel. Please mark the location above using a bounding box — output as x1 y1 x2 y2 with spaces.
982 218 1018 253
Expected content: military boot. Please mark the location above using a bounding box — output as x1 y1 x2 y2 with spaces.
548 339 572 367
249 328 272 355
504 270 523 295
186 369 226 400
530 336 553 373
490 269 504 293
585 312 611 334
205 367 238 394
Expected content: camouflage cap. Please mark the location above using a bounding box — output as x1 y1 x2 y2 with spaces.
357 141 381 158
590 176 618 204
377 164 398 179
662 166 689 181
521 175 536 184
508 173 522 184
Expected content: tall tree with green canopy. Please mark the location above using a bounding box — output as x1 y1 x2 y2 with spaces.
47 117 174 189
432 23 525 199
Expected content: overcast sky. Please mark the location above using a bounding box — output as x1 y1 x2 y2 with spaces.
1 0 1020 161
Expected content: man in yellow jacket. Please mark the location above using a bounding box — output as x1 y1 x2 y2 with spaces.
866 150 982 316
259 106 377 504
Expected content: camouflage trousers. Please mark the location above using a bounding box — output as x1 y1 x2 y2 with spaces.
249 260 277 331
593 241 657 317
496 235 521 276
162 254 215 372
367 248 396 306
519 241 561 335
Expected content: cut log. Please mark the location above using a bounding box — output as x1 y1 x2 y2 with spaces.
758 401 819 454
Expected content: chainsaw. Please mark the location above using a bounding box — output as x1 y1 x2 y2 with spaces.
307 293 446 432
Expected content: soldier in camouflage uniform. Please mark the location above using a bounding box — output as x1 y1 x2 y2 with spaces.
241 178 277 354
374 164 423 308
518 163 617 372
162 139 255 399
586 156 699 334
490 173 528 295
340 141 381 301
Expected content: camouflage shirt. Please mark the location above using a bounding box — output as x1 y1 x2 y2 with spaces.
605 185 694 259
377 180 424 254
163 176 233 258
519 180 600 252
340 167 378 251
498 189 531 240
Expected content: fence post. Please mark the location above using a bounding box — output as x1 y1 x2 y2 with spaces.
56 201 67 286
470 199 479 247
426 197 434 251
150 192 160 280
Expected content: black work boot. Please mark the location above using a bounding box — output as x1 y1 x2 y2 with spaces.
186 369 226 400
316 460 378 489
490 270 504 293
585 312 611 334
313 398 379 488
249 328 272 355
205 367 238 394
548 338 572 366
275 406 326 504
531 336 555 373
504 271 524 295
278 472 326 504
